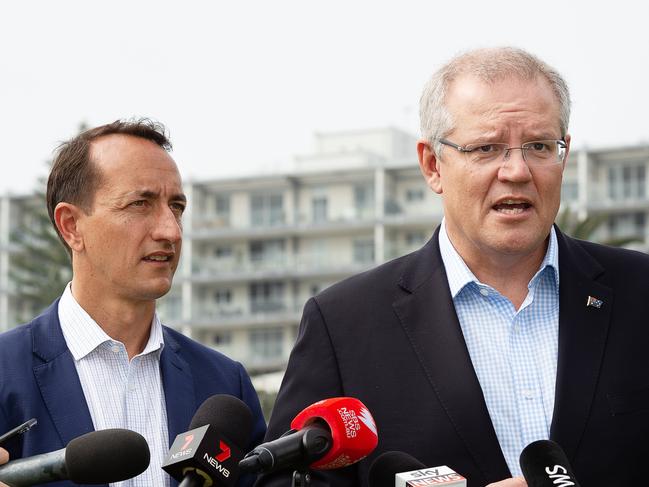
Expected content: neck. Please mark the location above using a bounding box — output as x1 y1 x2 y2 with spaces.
447 232 549 310
69 279 156 359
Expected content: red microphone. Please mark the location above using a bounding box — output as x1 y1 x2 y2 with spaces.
239 397 378 474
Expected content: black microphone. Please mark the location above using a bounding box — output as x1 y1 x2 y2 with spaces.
368 451 425 487
368 451 466 487
162 395 252 487
0 428 150 486
520 440 580 487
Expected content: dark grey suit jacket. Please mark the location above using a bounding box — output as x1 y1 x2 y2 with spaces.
257 226 649 487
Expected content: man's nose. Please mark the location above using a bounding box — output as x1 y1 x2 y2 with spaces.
498 148 532 182
152 206 182 242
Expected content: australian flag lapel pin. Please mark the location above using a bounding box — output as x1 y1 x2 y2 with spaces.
586 295 604 309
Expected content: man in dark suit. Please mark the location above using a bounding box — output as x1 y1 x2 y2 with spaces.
0 120 266 486
258 48 649 487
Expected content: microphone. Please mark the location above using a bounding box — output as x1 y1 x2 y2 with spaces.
519 440 580 487
0 428 150 486
368 451 466 487
239 396 378 474
162 395 252 487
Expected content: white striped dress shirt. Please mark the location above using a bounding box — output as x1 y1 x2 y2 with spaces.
438 221 559 477
58 283 170 487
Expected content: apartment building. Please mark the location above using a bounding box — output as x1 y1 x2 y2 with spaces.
1 129 648 375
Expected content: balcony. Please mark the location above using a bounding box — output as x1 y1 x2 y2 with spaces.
189 207 380 239
187 302 302 328
185 254 372 283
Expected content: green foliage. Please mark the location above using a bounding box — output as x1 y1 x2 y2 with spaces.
9 182 71 322
555 207 640 247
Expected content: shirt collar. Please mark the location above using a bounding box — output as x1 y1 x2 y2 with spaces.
58 282 165 361
438 219 559 298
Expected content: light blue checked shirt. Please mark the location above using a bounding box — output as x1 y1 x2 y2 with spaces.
438 222 559 477
59 283 170 487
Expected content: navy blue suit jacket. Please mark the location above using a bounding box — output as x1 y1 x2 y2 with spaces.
258 227 649 487
0 300 266 487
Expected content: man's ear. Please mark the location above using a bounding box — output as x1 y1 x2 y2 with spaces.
54 202 85 253
561 134 571 171
417 139 443 194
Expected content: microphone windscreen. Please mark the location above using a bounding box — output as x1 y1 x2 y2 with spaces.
519 440 580 487
368 451 426 487
189 394 253 448
291 397 378 470
65 428 150 484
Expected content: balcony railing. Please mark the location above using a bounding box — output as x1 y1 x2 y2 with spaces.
188 301 303 328
190 253 369 278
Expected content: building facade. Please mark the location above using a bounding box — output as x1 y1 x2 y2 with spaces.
1 129 648 374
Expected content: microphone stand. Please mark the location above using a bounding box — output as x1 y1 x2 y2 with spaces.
291 469 311 487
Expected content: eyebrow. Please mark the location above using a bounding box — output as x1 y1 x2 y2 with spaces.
124 189 187 203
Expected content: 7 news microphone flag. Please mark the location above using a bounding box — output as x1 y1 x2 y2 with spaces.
162 395 252 487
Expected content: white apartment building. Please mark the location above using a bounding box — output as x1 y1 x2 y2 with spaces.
1 128 648 375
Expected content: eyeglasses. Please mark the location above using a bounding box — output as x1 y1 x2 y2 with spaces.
438 139 567 166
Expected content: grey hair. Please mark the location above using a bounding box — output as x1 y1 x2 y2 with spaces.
419 47 571 157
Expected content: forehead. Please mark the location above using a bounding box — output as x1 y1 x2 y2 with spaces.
90 134 182 192
445 75 561 136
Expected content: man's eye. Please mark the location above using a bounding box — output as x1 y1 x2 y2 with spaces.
529 142 549 151
475 144 497 153
131 200 147 207
171 203 186 214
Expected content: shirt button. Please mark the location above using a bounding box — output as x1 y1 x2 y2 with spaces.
111 345 120 353
522 390 535 399
479 288 489 296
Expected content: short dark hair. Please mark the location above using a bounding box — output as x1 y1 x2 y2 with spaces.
46 118 172 255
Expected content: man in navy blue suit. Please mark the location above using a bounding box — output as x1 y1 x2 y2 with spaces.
0 119 266 486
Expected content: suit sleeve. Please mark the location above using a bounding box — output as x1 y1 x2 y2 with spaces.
254 297 359 487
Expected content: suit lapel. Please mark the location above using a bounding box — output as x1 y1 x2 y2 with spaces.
161 328 196 446
31 301 95 447
392 228 510 482
550 230 612 460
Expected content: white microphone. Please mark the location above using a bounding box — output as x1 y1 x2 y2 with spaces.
368 451 466 487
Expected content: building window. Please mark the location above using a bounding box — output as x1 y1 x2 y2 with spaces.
212 331 232 346
215 195 230 215
405 188 425 202
353 238 375 264
250 239 285 266
251 193 284 226
561 182 579 202
405 231 426 246
249 327 284 360
608 164 646 200
250 282 285 313
157 293 182 321
354 184 374 210
608 212 646 238
214 245 232 259
214 289 232 304
312 196 328 223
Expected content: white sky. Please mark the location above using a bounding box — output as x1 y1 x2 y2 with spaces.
1 0 648 195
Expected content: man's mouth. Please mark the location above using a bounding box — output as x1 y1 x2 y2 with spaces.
143 254 173 262
492 199 532 214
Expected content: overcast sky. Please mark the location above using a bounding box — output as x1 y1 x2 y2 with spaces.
2 0 648 195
